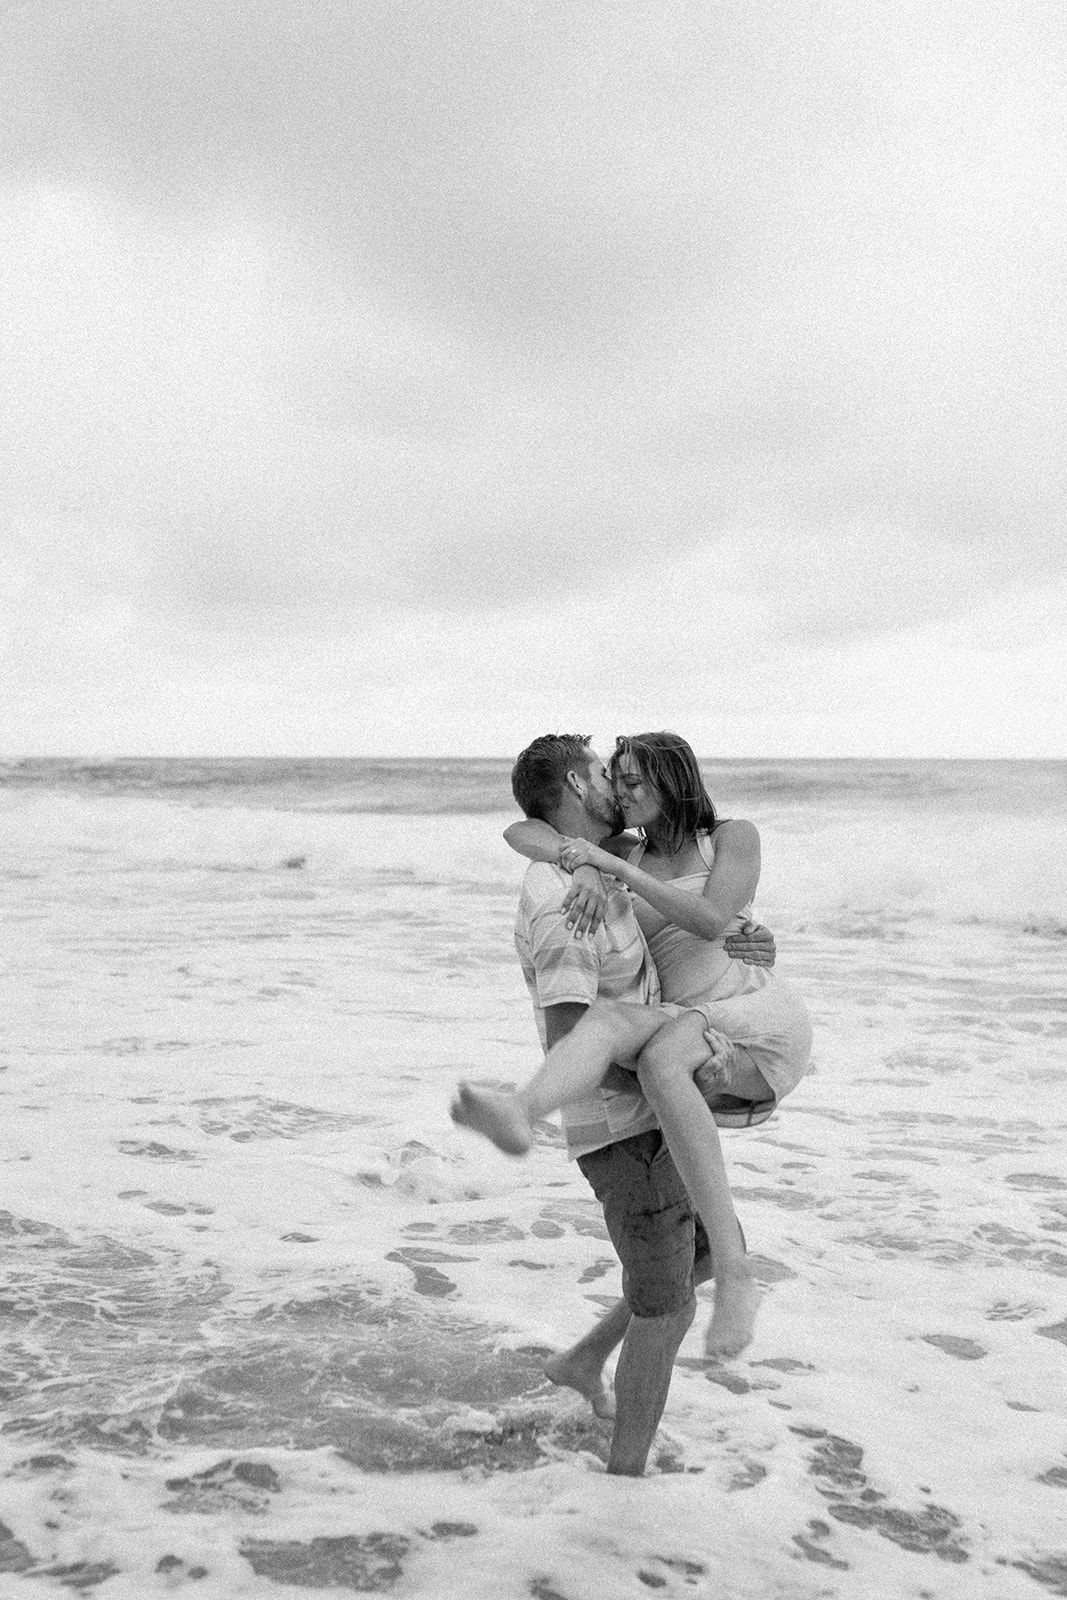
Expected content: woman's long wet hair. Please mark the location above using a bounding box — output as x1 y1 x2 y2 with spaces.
611 731 717 855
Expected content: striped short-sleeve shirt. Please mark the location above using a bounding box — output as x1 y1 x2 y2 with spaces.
514 862 660 1159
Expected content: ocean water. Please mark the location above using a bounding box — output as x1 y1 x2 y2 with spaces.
0 758 1064 1598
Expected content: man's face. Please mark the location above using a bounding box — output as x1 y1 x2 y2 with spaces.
582 749 625 834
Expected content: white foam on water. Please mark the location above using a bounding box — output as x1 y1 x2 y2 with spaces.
5 786 1066 928
1 789 1065 1595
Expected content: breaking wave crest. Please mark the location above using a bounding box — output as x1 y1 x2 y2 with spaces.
2 786 1063 931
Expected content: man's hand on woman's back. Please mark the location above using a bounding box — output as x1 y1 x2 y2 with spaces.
725 921 776 966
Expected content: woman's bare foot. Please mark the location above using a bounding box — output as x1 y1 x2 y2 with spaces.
704 1265 760 1359
450 1083 534 1156
544 1351 616 1420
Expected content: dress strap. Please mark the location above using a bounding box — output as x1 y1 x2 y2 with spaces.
696 830 718 870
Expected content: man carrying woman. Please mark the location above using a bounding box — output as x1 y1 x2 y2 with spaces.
453 732 810 1474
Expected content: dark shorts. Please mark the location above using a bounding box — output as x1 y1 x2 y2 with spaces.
577 1129 711 1319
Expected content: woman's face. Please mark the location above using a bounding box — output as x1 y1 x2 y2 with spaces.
613 751 661 831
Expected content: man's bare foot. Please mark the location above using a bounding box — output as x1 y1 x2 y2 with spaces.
544 1351 616 1420
704 1265 760 1359
450 1083 534 1156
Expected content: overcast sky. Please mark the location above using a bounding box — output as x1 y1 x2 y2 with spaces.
2 0 1064 757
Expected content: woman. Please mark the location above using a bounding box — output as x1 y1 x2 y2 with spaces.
454 732 811 1357
566 731 811 1108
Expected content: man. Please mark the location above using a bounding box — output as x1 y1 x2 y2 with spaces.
456 734 773 1476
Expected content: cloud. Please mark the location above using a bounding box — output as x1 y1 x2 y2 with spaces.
2 1 1065 756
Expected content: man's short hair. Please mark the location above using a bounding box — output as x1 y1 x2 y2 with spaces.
511 734 593 822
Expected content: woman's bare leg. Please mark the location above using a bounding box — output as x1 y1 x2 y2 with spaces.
451 1000 668 1155
636 1014 759 1358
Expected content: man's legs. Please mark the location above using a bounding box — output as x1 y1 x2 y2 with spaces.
545 1297 630 1419
609 1298 696 1475
546 1250 714 1422
568 1131 713 1475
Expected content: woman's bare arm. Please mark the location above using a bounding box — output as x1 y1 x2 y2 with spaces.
502 818 640 862
561 822 761 942
502 817 569 863
502 821 641 938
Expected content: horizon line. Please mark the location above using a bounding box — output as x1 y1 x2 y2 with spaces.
3 753 1063 765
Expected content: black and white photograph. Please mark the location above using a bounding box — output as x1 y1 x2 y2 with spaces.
1 2 1065 1594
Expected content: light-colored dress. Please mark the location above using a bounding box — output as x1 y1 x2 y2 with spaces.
629 830 812 1105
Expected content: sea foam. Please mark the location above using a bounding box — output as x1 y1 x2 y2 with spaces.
1 765 1065 1595
3 788 1062 930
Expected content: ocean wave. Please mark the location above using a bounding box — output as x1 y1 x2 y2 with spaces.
0 758 519 815
4 756 1065 818
2 789 1063 929
759 806 1063 929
